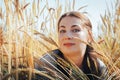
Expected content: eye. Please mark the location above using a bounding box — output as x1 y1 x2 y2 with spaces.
72 29 80 33
59 30 66 33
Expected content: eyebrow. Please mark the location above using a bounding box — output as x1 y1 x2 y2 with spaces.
59 24 80 29
71 25 79 28
59 25 65 28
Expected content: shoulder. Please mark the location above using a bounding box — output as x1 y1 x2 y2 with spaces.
92 57 108 79
90 54 107 73
91 55 107 74
34 49 63 79
97 58 106 70
97 58 108 78
89 52 107 73
35 49 62 69
41 49 62 61
85 54 108 79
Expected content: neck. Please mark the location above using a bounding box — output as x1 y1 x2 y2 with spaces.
64 51 85 68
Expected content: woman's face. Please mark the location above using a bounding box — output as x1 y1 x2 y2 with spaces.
58 16 90 56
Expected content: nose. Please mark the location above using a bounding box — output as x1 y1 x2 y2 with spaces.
64 32 73 40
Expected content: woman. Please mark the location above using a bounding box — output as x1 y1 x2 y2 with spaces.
35 11 108 80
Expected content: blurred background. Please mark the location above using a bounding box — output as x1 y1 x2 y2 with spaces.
0 0 120 80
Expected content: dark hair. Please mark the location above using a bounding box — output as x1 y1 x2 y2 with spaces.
58 11 92 30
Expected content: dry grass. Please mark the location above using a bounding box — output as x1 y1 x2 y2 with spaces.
0 0 120 80
92 0 120 79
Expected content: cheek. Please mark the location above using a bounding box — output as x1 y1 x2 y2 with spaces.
77 31 88 42
58 34 63 45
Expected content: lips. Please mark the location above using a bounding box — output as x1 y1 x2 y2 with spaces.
63 43 75 47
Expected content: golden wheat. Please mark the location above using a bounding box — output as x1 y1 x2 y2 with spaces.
0 0 120 80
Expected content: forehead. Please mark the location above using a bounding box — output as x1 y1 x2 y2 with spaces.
59 16 82 28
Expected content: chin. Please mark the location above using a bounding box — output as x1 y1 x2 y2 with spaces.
62 49 77 55
60 46 78 55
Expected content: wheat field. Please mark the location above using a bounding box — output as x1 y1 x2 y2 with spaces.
0 0 120 80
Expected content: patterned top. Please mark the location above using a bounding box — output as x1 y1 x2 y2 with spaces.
35 47 108 80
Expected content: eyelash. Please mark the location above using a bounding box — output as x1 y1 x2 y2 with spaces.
72 29 80 32
59 30 66 33
59 29 80 33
